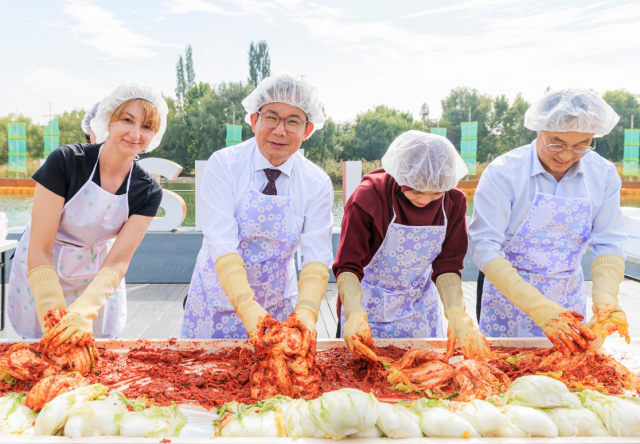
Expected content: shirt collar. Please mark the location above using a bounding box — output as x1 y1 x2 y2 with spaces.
529 139 584 180
253 143 295 178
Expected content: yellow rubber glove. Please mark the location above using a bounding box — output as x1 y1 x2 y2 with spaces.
586 254 629 344
27 265 67 334
284 262 329 359
337 271 380 362
215 253 271 340
436 273 492 361
42 267 120 353
484 257 596 354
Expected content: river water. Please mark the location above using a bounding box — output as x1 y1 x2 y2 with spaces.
3 184 639 230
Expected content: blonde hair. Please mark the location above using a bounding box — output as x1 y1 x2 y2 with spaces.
109 98 161 132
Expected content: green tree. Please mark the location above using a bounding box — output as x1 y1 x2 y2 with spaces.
420 103 429 125
303 117 339 161
185 45 196 90
601 89 640 162
248 40 271 87
175 55 186 116
340 105 417 161
0 116 43 164
58 109 86 145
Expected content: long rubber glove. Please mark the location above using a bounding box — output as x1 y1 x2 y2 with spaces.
587 254 629 345
284 262 329 360
28 265 67 334
214 253 272 341
337 271 379 362
483 257 597 354
436 273 492 360
42 267 120 353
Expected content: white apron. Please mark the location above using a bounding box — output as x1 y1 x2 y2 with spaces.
479 181 592 337
182 173 302 339
339 197 448 338
8 146 130 338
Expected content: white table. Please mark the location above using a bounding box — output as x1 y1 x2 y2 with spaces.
0 239 18 331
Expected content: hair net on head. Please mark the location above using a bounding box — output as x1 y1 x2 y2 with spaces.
381 130 468 192
81 101 100 135
524 88 619 137
90 82 169 153
242 73 325 136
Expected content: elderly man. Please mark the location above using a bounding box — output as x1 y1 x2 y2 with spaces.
469 88 626 354
182 74 334 351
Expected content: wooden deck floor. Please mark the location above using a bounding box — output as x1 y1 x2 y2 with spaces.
1 280 639 339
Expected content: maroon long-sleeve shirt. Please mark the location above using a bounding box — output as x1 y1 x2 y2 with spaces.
332 169 468 282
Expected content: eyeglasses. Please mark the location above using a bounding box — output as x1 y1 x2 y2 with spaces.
541 133 596 154
257 111 308 134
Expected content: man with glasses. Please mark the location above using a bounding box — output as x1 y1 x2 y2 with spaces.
183 73 333 361
469 88 626 354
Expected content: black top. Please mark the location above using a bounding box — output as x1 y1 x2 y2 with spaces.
32 143 162 218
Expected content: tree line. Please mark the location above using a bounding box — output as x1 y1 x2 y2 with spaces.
2 42 639 175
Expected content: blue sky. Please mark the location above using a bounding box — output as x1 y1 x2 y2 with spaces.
1 0 639 125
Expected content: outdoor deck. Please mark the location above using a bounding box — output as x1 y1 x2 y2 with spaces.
1 281 640 339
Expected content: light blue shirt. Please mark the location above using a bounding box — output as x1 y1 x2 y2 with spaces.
469 140 626 271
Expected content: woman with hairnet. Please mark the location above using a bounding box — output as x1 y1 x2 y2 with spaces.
469 88 626 355
81 101 100 143
182 73 333 361
333 130 491 361
7 83 167 351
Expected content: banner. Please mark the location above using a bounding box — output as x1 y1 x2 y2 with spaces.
430 127 447 137
43 116 60 157
623 129 640 176
225 124 242 147
8 122 27 173
460 121 478 175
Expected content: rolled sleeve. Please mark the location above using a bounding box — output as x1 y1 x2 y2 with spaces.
201 154 240 262
590 167 627 259
468 165 513 271
299 176 334 268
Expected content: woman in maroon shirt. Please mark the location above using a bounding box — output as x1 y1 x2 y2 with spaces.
333 131 490 361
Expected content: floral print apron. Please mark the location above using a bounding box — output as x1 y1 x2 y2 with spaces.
8 145 130 338
480 183 592 337
182 181 302 339
340 197 447 338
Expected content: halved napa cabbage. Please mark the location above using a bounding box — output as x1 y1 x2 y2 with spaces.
0 394 36 436
499 404 558 437
505 375 580 408
412 398 479 438
34 384 108 436
578 390 640 436
542 406 610 437
376 402 423 438
214 399 287 438
449 399 525 437
64 392 125 438
307 388 379 439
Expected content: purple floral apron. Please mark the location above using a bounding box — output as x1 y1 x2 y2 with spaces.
480 184 592 337
182 181 302 339
8 145 130 339
340 197 447 338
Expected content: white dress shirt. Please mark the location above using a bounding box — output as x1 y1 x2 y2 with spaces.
201 137 334 267
469 140 626 271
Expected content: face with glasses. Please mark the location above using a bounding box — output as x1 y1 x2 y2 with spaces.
536 131 595 181
250 102 314 167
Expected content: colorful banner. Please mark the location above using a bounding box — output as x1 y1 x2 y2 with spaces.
623 129 640 176
460 121 478 175
430 127 447 137
8 122 27 173
225 124 242 147
43 116 60 157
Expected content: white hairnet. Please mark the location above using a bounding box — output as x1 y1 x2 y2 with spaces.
524 88 619 137
242 73 325 136
381 130 468 192
91 82 168 153
81 101 100 136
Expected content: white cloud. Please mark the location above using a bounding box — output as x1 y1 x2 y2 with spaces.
62 0 177 61
164 0 238 16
